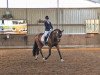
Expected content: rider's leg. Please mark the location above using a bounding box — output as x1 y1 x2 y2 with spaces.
44 36 47 43
44 31 49 44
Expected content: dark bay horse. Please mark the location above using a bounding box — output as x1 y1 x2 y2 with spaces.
32 29 64 62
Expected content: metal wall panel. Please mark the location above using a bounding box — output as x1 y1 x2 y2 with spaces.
27 24 85 34
28 25 44 34
28 24 60 34
62 25 86 34
63 8 98 24
0 8 26 20
27 8 57 24
0 8 6 19
10 8 26 20
0 8 99 24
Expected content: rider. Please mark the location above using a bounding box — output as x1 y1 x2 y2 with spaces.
44 16 53 44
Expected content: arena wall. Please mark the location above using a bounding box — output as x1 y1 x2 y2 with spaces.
0 34 100 48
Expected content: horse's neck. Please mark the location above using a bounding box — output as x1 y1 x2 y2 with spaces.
49 31 57 42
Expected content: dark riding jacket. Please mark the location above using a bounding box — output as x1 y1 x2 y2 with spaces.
44 20 53 31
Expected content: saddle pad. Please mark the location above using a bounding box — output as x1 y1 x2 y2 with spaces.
41 34 45 42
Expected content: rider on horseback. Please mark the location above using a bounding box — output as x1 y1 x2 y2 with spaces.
44 16 53 44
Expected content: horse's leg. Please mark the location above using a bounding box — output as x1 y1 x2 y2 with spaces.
35 55 38 60
39 48 45 60
35 48 39 60
45 47 52 60
36 39 45 60
55 45 64 62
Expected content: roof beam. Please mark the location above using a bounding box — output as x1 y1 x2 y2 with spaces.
87 0 100 3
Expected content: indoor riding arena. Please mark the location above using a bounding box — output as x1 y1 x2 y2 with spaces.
0 0 100 75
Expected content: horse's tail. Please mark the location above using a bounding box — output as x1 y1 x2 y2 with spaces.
32 40 39 56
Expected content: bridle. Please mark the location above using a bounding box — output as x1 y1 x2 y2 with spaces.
55 31 61 42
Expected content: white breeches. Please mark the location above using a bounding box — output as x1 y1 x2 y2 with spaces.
44 31 50 37
41 30 52 42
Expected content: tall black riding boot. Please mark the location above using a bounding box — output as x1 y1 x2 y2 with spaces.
44 37 48 45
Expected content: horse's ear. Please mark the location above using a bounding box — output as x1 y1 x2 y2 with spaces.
61 30 64 32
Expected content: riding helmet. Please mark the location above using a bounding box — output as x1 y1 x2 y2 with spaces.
45 16 49 19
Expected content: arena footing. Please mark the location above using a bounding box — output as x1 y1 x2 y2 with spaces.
0 45 100 49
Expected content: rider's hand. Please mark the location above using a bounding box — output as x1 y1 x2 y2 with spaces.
50 29 53 31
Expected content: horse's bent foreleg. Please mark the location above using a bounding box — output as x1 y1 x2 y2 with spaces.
45 47 52 60
56 45 64 62
39 49 44 59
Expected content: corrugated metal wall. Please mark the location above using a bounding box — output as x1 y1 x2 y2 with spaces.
0 8 99 34
62 25 86 34
63 8 98 24
11 8 26 20
28 24 61 34
28 25 44 34
27 8 57 24
0 8 6 19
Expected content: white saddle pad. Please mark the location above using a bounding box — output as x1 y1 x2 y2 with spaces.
41 34 45 42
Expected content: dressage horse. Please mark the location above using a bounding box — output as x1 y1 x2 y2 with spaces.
32 29 64 62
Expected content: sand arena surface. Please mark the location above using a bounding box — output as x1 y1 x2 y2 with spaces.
0 48 100 75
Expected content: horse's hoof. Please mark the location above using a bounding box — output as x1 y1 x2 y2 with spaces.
61 59 64 62
35 56 38 60
35 58 37 60
43 58 47 61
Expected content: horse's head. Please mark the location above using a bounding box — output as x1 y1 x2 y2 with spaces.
53 29 64 42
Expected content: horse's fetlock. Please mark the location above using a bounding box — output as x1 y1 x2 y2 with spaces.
43 58 46 61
